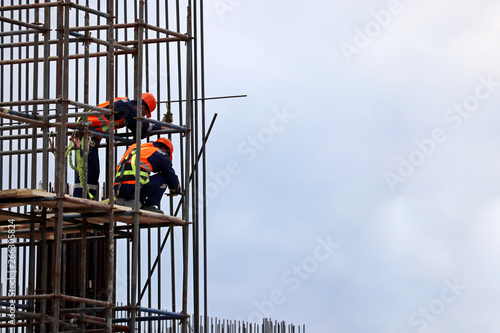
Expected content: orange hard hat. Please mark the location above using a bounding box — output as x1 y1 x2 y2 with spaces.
156 137 174 160
142 92 156 117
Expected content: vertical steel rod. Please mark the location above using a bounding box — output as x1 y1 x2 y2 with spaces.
173 0 184 314
130 0 145 330
198 0 210 329
52 1 64 330
52 1 71 331
40 3 52 324
28 1 41 332
106 0 116 331
182 3 193 333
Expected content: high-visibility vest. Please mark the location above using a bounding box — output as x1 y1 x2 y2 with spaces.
86 97 128 136
114 142 158 186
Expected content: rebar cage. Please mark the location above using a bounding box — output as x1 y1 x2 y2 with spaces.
0 0 208 332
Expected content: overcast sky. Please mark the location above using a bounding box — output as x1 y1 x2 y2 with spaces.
197 1 500 332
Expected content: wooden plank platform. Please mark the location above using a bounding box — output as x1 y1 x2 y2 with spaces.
0 189 186 239
0 188 60 209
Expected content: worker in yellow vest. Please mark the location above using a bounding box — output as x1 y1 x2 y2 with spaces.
73 93 160 199
114 137 181 214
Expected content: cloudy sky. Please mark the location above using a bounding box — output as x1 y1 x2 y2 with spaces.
196 1 500 332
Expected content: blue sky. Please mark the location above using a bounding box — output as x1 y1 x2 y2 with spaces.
198 1 500 332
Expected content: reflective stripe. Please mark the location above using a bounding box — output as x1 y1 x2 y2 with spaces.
133 154 152 173
125 153 151 184
88 114 126 134
122 169 150 185
74 183 98 190
114 142 160 186
82 97 129 137
115 148 151 185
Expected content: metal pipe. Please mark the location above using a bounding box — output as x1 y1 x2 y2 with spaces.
0 49 133 65
0 132 47 140
0 16 48 32
170 0 183 314
0 112 47 127
0 106 40 119
113 315 184 323
192 2 200 330
158 94 248 104
64 313 129 331
61 306 108 313
68 22 189 40
154 0 164 311
40 212 49 333
0 2 59 11
140 116 188 132
142 22 189 39
130 0 145 326
0 29 41 37
69 2 112 19
66 128 135 144
0 98 58 107
0 293 55 301
69 31 135 52
52 1 70 329
66 99 114 114
63 111 111 118
105 2 116 330
199 0 210 328
0 148 53 156
182 4 194 333
140 128 181 136
41 1 51 200
28 5 42 329
0 36 105 49
0 123 32 130
59 294 111 307
119 36 187 45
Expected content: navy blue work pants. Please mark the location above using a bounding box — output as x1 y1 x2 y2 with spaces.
114 173 168 206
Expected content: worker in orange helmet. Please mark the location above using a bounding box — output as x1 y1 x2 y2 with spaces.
114 137 182 214
73 92 161 200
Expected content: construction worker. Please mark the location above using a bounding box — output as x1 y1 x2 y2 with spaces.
114 137 181 214
73 92 161 199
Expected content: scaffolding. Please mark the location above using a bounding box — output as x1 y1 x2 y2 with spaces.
0 0 209 332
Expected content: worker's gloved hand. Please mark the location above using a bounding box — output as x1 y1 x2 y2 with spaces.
161 111 173 123
169 184 183 196
166 111 173 123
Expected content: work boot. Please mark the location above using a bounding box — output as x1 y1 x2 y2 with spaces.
115 197 135 208
141 204 164 214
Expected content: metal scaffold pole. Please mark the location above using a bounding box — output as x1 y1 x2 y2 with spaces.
105 0 115 332
182 3 193 333
0 0 260 331
52 1 71 331
130 0 145 329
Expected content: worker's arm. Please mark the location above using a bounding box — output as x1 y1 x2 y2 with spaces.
150 150 181 192
115 99 162 138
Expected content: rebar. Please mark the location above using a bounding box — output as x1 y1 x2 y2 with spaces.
0 0 241 332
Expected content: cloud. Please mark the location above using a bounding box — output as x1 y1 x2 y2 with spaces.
203 2 500 332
